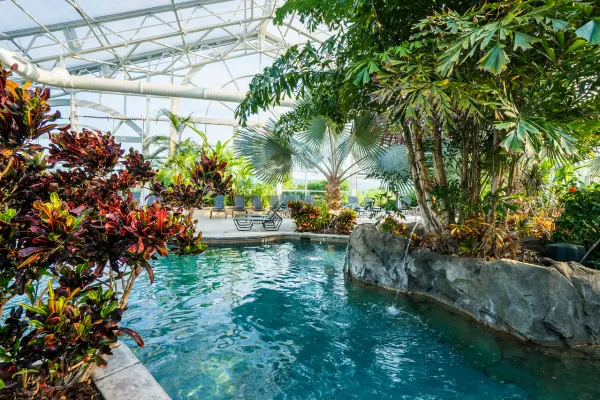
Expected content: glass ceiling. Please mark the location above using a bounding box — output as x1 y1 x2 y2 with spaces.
0 0 329 149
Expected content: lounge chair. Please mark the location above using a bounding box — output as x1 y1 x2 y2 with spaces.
210 195 227 219
304 195 315 205
279 195 288 208
251 195 265 212
365 197 382 216
269 195 280 210
288 195 301 203
345 196 359 210
233 201 283 231
231 195 247 217
279 195 289 217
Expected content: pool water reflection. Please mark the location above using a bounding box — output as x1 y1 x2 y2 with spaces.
123 241 600 399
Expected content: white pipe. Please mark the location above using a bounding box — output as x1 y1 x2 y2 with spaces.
0 47 295 107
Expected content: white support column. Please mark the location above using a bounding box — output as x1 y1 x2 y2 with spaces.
304 171 308 198
69 91 78 131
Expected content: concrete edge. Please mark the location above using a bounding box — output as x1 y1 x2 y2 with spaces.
93 342 171 400
202 232 350 244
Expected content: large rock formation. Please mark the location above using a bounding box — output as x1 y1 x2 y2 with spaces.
345 224 600 347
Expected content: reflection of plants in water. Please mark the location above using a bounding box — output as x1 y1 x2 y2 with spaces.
344 279 600 400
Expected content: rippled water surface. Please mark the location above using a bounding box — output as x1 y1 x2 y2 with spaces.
123 241 600 400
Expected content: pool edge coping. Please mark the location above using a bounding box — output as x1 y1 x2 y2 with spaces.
93 341 171 400
202 232 350 244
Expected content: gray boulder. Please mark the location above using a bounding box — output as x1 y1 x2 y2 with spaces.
344 224 600 347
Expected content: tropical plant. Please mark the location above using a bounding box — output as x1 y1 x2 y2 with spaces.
288 200 357 234
0 65 206 396
235 114 386 210
236 0 600 238
151 148 234 213
379 215 407 236
288 201 321 232
327 208 357 234
552 184 600 267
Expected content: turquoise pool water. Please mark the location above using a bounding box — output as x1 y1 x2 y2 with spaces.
123 241 600 400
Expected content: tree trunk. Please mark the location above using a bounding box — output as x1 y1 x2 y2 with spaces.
325 177 342 211
431 121 454 224
488 130 500 224
404 127 441 233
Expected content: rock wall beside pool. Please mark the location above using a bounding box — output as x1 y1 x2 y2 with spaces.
344 224 600 347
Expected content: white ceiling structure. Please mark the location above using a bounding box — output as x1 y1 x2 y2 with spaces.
0 0 328 147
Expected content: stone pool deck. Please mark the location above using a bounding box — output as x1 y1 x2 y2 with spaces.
193 209 420 244
93 342 170 400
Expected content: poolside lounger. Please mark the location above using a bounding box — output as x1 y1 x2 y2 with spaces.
345 196 359 210
231 195 248 217
269 195 280 210
210 195 227 219
251 195 265 212
233 202 283 231
304 195 315 205
278 195 289 217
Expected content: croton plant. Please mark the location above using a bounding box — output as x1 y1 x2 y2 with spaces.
0 63 211 396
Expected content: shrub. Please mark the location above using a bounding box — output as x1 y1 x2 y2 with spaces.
328 209 357 235
288 201 357 234
553 184 600 266
422 218 519 260
288 201 321 232
0 65 206 396
380 215 408 236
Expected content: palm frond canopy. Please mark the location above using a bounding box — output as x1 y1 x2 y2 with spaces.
587 156 600 177
234 120 295 183
234 114 390 184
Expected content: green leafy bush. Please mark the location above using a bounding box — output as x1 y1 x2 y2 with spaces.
0 65 207 396
553 184 600 266
288 201 357 234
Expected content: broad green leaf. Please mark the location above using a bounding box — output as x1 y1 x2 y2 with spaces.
479 44 509 74
566 39 588 53
0 379 4 390
500 131 524 153
576 19 600 44
513 32 539 50
551 19 568 31
494 121 516 130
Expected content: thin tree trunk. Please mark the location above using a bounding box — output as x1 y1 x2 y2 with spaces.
413 127 442 231
404 128 441 233
431 121 454 224
488 130 500 224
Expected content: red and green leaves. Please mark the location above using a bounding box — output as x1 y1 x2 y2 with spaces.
0 66 207 394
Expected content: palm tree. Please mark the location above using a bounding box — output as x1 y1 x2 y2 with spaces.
587 156 600 179
143 109 209 184
234 114 387 210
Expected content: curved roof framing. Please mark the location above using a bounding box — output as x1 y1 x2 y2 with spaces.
1 0 327 82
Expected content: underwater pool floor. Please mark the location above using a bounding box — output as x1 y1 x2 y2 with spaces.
124 241 600 400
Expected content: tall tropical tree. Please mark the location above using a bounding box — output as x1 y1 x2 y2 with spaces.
234 114 386 210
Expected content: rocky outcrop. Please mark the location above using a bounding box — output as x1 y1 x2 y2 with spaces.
344 224 600 347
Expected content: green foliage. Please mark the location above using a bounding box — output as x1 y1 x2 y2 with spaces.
380 215 408 236
306 180 350 192
0 66 207 396
236 0 481 127
288 200 357 234
289 201 321 232
423 218 520 260
235 114 388 210
553 184 600 266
